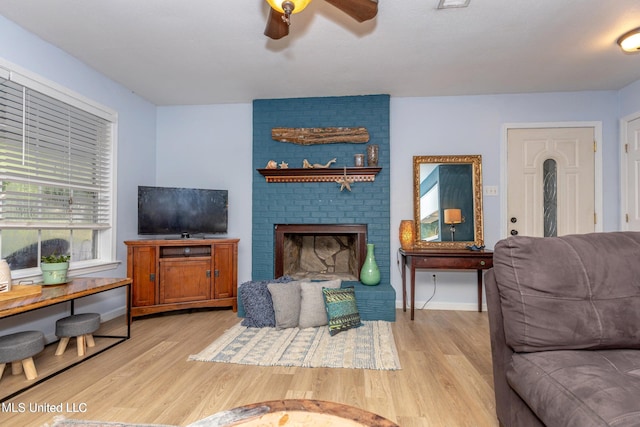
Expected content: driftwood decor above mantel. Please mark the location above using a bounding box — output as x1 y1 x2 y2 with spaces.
271 127 370 145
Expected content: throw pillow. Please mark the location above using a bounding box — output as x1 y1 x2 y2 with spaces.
322 286 362 336
240 276 293 328
298 279 342 329
268 281 303 329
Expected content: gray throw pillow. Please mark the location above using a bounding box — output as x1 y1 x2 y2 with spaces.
298 279 342 328
268 281 303 329
240 276 293 328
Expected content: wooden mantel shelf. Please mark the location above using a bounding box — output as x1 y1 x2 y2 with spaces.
257 167 382 183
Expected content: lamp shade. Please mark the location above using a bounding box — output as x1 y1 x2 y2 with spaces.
617 28 640 53
266 0 312 14
444 208 462 224
399 220 414 250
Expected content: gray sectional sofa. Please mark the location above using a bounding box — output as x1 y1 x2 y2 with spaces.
485 232 640 427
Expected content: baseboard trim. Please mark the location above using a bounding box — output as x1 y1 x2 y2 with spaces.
395 301 487 312
100 306 127 322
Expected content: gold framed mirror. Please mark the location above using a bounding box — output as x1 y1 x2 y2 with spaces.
413 155 484 249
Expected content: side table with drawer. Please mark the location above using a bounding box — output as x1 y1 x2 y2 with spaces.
399 248 494 320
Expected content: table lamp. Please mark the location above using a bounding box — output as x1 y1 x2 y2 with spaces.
399 220 414 250
444 208 464 241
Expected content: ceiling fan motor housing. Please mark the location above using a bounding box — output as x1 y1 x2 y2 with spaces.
266 0 311 15
264 0 378 39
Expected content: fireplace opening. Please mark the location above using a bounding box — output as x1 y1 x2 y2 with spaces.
274 224 367 281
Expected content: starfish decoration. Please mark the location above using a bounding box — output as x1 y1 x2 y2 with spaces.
335 167 355 192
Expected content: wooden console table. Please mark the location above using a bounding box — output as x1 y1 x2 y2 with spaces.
0 277 131 401
399 248 493 320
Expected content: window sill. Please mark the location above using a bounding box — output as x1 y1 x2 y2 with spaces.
9 260 122 285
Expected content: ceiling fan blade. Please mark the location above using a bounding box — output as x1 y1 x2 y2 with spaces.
324 0 378 22
264 8 289 39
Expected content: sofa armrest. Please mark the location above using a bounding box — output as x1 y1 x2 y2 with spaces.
485 269 545 427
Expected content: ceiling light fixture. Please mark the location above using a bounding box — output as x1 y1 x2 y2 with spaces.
437 0 470 9
266 0 313 26
617 27 640 53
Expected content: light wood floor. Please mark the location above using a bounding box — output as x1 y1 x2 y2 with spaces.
2 309 498 426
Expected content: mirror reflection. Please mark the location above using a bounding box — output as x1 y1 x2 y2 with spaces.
413 155 484 249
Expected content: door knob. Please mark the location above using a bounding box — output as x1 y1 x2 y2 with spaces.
510 217 517 223
510 229 518 236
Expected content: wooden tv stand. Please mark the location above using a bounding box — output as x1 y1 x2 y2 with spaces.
125 238 239 318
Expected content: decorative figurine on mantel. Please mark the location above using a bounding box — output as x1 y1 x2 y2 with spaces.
265 160 278 169
336 167 355 192
302 158 337 168
279 161 289 169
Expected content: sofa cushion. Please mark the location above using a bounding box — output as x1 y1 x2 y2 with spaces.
298 279 342 328
493 232 640 352
322 286 362 336
240 276 293 328
507 349 640 427
268 280 303 329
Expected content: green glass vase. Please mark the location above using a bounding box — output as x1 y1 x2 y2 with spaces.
360 243 381 286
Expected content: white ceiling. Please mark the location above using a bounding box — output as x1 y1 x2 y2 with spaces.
2 0 640 106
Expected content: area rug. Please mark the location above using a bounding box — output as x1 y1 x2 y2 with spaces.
188 321 401 370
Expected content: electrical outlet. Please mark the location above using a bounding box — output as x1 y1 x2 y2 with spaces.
484 186 498 196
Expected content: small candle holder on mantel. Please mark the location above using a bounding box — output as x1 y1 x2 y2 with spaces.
367 144 379 166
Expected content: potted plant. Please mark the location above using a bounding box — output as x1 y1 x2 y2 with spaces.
40 253 70 285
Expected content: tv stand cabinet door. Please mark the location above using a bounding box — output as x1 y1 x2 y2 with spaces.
129 245 157 307
213 242 237 299
159 258 211 304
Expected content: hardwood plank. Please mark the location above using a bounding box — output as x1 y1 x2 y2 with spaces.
1 309 498 426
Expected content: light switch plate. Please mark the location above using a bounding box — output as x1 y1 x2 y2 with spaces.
484 186 498 196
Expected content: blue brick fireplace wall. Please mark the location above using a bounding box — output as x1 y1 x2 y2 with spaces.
252 95 391 285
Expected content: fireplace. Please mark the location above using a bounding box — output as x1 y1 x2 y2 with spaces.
252 95 389 285
274 224 367 281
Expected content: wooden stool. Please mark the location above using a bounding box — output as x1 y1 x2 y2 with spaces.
0 331 45 381
55 313 101 357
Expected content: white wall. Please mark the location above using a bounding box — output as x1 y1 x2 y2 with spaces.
390 91 620 309
155 105 254 283
619 79 640 118
0 16 157 339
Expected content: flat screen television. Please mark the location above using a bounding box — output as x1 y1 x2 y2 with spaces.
137 186 228 237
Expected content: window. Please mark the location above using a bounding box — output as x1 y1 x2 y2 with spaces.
543 158 558 237
0 63 117 278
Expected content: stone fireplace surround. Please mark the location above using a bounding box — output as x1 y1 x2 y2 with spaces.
274 224 367 281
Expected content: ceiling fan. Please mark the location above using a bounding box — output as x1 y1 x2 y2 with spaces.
264 0 378 40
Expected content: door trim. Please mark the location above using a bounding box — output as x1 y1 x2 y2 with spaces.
620 112 640 231
500 122 603 239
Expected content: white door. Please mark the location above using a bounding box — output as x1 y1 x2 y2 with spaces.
507 127 596 237
624 116 640 231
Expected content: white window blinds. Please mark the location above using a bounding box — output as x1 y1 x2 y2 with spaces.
0 78 112 229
